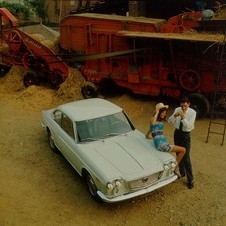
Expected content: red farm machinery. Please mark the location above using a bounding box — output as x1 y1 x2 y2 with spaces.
1 8 226 118
0 8 68 87
59 12 226 118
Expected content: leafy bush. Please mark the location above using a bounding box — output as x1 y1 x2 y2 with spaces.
0 0 30 20
25 0 48 22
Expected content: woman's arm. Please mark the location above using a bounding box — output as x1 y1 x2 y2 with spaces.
146 110 159 139
150 110 159 125
145 128 151 139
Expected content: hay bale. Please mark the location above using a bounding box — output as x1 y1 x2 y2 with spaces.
56 67 85 103
0 65 25 92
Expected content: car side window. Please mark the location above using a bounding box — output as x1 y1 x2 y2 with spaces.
61 114 75 139
53 110 62 125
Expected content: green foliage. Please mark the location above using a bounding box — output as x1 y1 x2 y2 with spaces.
24 0 48 22
0 0 30 19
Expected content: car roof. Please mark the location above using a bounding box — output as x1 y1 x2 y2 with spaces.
58 98 122 121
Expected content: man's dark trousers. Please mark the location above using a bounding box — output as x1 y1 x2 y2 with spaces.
174 129 193 183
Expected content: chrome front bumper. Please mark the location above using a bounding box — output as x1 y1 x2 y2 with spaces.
97 175 178 203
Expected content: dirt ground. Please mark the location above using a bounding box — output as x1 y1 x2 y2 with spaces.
0 66 226 226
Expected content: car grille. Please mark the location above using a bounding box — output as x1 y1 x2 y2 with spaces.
128 172 160 191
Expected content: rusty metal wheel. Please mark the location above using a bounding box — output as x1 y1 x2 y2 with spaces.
36 58 49 74
23 71 40 87
22 53 36 69
189 93 210 118
49 69 64 88
23 53 49 75
81 81 98 99
7 30 22 52
0 64 11 77
179 69 201 92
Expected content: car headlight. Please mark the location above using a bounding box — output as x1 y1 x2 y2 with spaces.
115 181 121 187
171 162 177 169
107 183 114 190
164 165 170 170
107 179 123 195
163 161 177 172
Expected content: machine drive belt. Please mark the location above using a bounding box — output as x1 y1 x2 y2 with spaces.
47 48 145 63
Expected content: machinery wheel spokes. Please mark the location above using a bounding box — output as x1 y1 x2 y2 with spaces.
7 30 22 52
81 81 98 99
179 69 201 92
49 69 64 88
23 53 49 75
23 71 40 87
0 64 11 77
22 53 36 69
37 58 49 74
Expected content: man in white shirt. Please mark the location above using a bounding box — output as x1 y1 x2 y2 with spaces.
168 96 196 189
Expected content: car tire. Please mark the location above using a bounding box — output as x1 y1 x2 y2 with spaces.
85 173 102 202
47 129 58 152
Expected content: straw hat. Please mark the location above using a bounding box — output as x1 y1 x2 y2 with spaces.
155 103 169 111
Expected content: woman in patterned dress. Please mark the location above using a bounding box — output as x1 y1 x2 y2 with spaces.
145 103 185 177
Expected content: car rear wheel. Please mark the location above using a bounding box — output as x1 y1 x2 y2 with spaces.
47 130 58 152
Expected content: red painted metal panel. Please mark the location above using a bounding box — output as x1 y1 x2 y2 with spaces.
59 12 226 102
0 8 19 27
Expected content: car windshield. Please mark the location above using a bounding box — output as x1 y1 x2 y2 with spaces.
76 112 134 142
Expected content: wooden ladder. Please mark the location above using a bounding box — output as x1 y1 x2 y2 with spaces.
206 41 226 145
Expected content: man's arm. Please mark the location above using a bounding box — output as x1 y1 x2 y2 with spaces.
182 109 196 131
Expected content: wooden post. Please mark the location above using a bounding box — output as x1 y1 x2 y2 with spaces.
59 0 63 23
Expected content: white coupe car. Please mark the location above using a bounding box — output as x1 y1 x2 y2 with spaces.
41 98 178 203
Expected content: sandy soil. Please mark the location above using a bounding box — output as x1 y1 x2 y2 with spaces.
0 66 226 226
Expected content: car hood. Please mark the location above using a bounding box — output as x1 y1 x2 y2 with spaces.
80 131 170 180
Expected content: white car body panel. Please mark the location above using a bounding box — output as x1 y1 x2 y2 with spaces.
58 98 122 121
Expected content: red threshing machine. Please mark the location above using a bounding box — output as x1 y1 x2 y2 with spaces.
59 12 226 118
0 8 69 87
1 8 226 118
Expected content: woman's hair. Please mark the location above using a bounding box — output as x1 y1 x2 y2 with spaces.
155 107 167 121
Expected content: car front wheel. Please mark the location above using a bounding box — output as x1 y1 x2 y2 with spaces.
85 174 102 202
